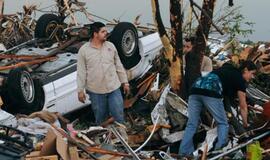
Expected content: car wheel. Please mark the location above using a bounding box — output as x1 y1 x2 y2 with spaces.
34 14 64 40
2 68 44 115
109 22 141 69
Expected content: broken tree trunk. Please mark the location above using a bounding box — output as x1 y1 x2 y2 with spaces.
170 0 184 95
0 0 3 30
195 0 216 53
0 0 3 15
184 0 216 96
151 0 183 93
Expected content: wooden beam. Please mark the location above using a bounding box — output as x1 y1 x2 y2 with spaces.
69 146 80 160
26 155 58 160
0 57 57 71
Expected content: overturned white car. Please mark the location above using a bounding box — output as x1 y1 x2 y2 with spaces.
0 14 162 115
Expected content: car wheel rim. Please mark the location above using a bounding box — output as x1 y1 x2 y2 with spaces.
45 21 58 37
20 71 35 103
122 30 136 57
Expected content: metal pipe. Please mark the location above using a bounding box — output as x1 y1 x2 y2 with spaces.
209 131 270 160
1 38 38 54
159 151 176 160
111 125 141 160
135 114 160 153
168 91 188 106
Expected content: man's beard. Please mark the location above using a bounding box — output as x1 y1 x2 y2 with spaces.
101 38 106 42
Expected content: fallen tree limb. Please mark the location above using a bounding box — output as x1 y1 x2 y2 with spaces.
190 0 223 35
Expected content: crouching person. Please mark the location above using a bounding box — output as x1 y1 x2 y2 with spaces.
76 22 130 125
179 61 257 158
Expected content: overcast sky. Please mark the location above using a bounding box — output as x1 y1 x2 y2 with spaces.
3 0 270 42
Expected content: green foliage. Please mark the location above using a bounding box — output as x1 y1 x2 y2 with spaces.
218 6 254 54
221 10 254 39
240 39 254 45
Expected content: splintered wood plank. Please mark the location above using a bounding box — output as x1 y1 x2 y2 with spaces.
25 155 58 160
69 146 80 160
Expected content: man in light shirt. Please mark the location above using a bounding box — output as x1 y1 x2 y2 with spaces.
77 22 130 125
182 37 213 72
182 37 213 100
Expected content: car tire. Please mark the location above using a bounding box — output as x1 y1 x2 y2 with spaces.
34 14 64 40
109 22 141 69
2 68 44 115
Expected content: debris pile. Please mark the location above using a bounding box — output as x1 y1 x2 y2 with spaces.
1 55 269 159
0 5 36 49
0 1 269 159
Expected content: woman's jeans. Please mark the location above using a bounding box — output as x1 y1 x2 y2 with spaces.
87 88 124 125
179 95 229 156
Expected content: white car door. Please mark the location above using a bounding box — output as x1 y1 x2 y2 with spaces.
42 82 57 111
51 64 90 114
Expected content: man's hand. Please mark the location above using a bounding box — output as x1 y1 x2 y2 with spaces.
78 91 86 103
123 83 130 95
237 91 249 128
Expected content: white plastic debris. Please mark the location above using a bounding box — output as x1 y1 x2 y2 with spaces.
17 117 60 135
0 109 17 128
0 43 6 52
151 85 186 143
193 128 218 157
